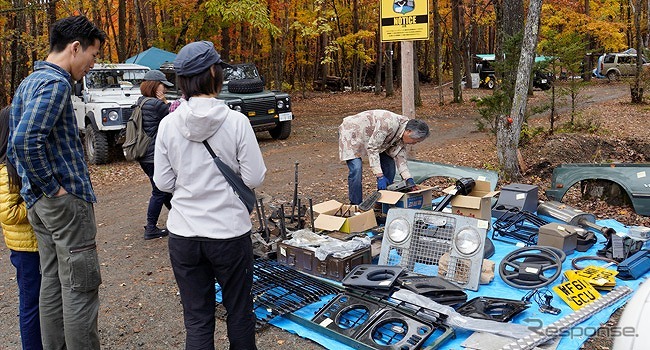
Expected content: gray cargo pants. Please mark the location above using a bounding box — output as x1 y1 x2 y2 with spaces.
28 193 101 350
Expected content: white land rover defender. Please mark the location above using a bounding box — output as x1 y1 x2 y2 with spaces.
72 63 150 164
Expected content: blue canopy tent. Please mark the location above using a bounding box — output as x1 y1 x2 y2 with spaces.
125 47 176 70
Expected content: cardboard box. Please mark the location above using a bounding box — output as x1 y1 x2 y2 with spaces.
313 200 377 233
443 180 498 221
538 222 581 254
377 185 433 214
277 242 372 281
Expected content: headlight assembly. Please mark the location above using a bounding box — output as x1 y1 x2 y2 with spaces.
454 227 481 255
387 217 410 244
277 100 284 109
107 110 119 122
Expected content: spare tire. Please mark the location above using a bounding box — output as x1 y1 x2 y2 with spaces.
227 78 265 94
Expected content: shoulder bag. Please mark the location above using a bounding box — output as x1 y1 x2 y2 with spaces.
203 140 256 214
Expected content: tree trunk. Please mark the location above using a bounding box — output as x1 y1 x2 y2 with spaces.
375 34 382 95
433 0 444 105
451 0 463 103
118 0 127 62
414 43 421 107
385 42 394 97
134 0 148 51
10 0 28 96
631 0 643 104
497 0 543 181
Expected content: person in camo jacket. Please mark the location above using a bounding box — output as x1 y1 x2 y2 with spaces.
338 109 430 205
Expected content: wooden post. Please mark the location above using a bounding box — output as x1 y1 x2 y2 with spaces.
401 41 415 118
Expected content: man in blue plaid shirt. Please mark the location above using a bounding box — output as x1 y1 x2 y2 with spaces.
9 16 106 350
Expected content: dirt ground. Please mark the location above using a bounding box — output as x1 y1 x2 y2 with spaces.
0 81 648 349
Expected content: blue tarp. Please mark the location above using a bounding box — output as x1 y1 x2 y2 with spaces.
258 218 647 349
125 47 176 70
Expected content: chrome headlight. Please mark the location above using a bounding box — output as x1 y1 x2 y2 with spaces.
277 100 284 109
454 227 481 255
387 217 410 244
107 110 119 122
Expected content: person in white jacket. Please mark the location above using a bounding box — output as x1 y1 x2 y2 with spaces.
153 41 265 350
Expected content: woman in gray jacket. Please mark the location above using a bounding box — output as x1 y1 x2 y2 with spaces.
153 41 265 350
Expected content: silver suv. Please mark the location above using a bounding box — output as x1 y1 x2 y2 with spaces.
599 53 649 81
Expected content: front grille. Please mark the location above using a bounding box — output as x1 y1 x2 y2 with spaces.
121 108 133 124
241 98 275 117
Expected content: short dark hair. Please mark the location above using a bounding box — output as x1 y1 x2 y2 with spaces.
405 119 430 140
176 65 223 99
140 80 160 98
50 16 106 53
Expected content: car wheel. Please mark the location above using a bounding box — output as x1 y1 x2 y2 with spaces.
607 71 619 82
487 79 495 89
227 78 265 94
85 125 109 165
269 120 291 140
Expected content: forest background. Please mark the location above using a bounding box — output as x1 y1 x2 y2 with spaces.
0 0 648 179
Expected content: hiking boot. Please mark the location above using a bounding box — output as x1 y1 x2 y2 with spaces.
144 226 169 240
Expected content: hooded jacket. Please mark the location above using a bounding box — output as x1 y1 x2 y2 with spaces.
0 164 37 252
153 97 266 239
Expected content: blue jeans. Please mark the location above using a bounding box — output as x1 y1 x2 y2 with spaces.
169 233 257 350
347 152 396 204
140 162 172 229
10 250 43 350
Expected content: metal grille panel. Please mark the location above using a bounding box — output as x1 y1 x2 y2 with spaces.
242 97 275 115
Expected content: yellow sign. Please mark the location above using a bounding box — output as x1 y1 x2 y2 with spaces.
553 277 601 310
576 265 618 286
380 0 429 42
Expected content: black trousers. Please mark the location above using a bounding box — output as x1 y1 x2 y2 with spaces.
168 233 257 350
139 161 172 229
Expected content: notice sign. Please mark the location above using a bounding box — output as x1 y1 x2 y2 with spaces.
553 277 601 310
380 0 429 42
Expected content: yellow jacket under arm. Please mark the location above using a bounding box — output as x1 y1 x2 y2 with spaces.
0 164 37 252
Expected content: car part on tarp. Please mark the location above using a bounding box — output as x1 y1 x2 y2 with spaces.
523 245 566 264
341 265 405 290
499 246 563 289
537 200 616 238
456 296 529 322
397 273 468 306
500 286 633 350
491 183 539 220
392 289 534 339
597 234 645 262
522 288 561 315
617 249 650 280
576 231 598 252
484 237 495 259
461 332 561 350
215 259 341 329
311 290 454 350
433 177 475 212
378 208 487 291
570 255 619 270
491 207 548 246
386 179 413 192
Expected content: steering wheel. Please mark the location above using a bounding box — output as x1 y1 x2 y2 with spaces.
499 246 563 289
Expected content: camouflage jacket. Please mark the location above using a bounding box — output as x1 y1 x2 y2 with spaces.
338 110 411 179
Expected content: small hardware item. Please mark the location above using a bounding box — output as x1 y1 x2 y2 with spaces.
575 231 597 252
571 255 619 270
499 246 563 289
358 190 382 211
522 289 561 315
456 296 529 322
617 249 650 280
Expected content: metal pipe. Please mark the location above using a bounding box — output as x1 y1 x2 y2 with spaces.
258 198 271 242
309 198 315 232
291 161 299 223
279 204 287 240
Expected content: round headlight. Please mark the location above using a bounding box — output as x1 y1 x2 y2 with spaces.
108 110 119 121
233 105 242 112
454 227 481 255
277 100 284 109
387 218 410 243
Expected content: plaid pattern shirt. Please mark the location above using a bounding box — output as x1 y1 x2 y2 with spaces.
8 61 96 208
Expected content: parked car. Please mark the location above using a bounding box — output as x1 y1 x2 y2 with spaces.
597 52 649 81
72 63 150 164
474 54 553 90
160 62 293 140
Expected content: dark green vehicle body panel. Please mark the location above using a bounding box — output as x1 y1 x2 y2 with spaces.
546 163 650 216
